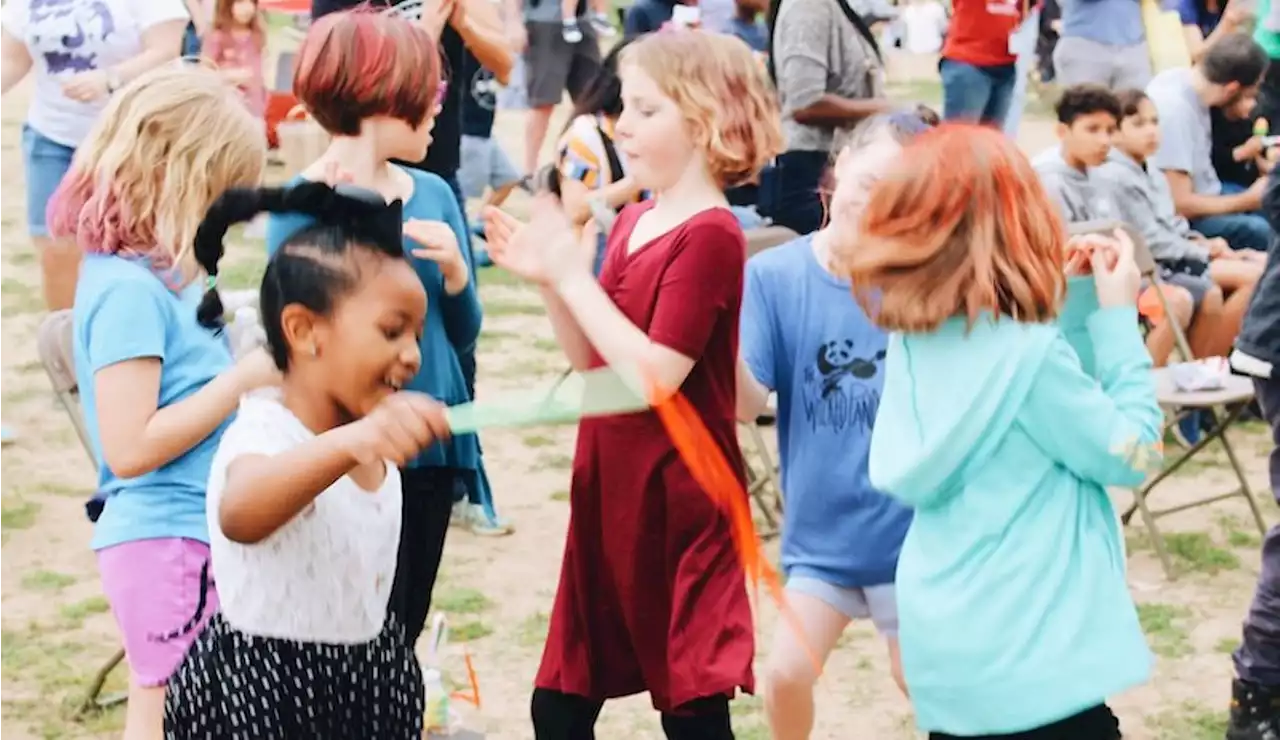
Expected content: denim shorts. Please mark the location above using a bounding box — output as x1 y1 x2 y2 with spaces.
21 124 76 237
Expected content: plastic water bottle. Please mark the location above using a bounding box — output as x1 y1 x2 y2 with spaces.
424 667 450 733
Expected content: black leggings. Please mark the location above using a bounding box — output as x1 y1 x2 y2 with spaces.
386 467 457 648
929 704 1121 740
531 688 734 740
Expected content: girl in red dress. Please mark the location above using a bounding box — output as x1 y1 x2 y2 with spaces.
484 30 783 740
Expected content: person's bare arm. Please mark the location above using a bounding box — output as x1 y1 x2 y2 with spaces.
218 441 360 543
111 19 186 84
1164 169 1263 218
791 94 896 127
736 358 771 422
1 30 32 94
453 0 515 85
95 353 273 479
540 284 598 369
560 175 641 227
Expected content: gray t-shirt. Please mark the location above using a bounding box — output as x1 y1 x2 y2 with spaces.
1095 148 1210 263
1147 68 1222 197
1032 147 1120 223
773 0 884 153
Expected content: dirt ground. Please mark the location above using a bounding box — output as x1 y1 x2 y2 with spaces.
2 51 1277 740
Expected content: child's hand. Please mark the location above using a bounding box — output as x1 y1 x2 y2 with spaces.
405 219 469 295
232 347 283 394
482 206 523 253
342 392 451 467
487 194 584 286
1090 229 1142 308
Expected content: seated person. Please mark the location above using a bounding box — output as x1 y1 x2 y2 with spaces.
1032 84 1124 223
1212 92 1280 192
1033 85 1218 370
1099 88 1256 365
1147 33 1273 252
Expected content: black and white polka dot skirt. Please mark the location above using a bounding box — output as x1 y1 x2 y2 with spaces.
164 613 423 739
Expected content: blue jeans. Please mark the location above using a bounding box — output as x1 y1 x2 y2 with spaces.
21 124 76 237
940 58 1018 128
181 23 201 57
1192 182 1274 252
1003 9 1040 138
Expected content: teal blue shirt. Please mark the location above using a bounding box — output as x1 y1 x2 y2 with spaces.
266 167 483 471
74 255 233 549
869 278 1159 734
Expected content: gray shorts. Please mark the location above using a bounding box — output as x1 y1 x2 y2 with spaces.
524 21 602 109
458 135 522 199
787 576 899 636
1052 36 1152 90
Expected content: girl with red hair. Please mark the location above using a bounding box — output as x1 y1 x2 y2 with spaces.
845 124 1159 739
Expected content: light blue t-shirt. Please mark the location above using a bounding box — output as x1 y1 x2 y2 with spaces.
74 254 233 550
1147 67 1222 196
869 279 1158 735
740 236 912 588
1059 0 1145 46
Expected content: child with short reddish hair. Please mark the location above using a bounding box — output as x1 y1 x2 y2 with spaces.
846 124 1159 739
486 30 782 739
265 7 485 653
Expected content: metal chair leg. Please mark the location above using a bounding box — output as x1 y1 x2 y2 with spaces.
1133 483 1177 580
75 648 127 717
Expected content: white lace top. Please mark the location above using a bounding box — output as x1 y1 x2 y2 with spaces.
207 393 402 644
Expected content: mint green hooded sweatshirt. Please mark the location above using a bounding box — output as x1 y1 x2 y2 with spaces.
870 279 1160 735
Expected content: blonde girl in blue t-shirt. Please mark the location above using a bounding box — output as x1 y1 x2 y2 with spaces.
737 111 933 740
47 65 277 739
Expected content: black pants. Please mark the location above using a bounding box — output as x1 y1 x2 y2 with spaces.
759 150 828 236
1235 377 1280 687
929 704 1121 740
387 467 457 648
531 689 734 740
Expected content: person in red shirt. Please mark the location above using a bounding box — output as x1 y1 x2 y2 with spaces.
940 0 1026 127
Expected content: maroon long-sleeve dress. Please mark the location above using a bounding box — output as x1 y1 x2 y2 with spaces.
534 202 756 712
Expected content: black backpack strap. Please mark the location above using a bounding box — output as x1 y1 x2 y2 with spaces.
596 121 627 212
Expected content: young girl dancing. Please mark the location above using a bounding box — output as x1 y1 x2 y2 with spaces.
46 65 272 739
266 8 486 651
737 111 931 740
201 0 267 118
485 30 783 739
844 124 1160 739
163 182 448 737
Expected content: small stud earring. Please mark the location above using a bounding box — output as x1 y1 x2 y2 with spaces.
309 345 318 358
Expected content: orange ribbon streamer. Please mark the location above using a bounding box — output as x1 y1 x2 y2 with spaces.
651 390 823 676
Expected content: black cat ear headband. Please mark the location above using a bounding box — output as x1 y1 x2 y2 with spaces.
195 181 406 292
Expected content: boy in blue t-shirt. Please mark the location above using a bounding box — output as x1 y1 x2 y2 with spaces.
737 111 926 739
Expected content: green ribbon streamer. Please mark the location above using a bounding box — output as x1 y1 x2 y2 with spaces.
445 367 650 434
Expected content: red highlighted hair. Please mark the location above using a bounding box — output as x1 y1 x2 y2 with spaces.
293 7 441 136
843 124 1067 333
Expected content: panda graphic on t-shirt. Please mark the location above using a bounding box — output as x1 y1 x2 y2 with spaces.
800 339 884 435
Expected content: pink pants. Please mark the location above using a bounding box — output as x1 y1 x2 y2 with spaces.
96 538 219 687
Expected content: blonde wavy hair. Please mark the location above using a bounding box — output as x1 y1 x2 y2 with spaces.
621 31 783 189
49 63 265 275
